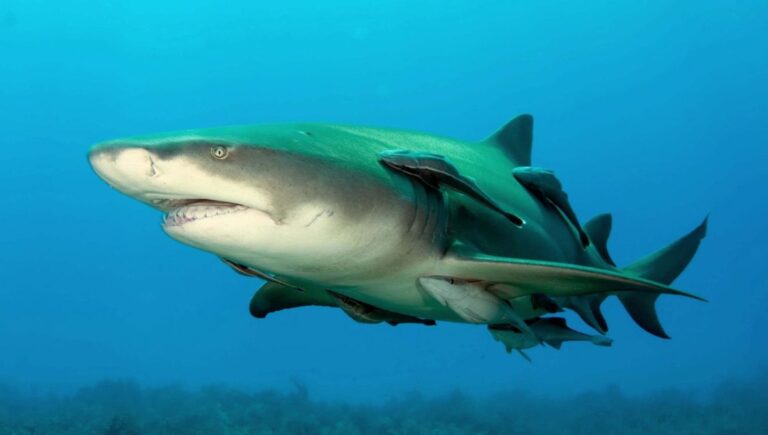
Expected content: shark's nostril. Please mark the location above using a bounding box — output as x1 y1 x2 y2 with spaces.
148 155 158 177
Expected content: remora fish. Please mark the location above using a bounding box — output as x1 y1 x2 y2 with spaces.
88 115 707 357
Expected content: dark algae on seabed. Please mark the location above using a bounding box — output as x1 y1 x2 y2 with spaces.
1 374 766 434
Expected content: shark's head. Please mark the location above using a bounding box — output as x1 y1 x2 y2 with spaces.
88 125 419 279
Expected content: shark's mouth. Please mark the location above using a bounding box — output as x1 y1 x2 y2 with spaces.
150 199 248 227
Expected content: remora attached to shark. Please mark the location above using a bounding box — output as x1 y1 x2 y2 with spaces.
88 115 707 358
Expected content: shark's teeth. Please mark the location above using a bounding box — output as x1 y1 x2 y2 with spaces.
163 203 247 227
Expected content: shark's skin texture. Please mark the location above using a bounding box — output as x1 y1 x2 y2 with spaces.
89 115 706 357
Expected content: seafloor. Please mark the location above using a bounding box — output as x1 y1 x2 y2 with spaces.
1 373 765 435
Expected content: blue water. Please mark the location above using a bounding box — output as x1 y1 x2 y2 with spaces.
1 0 767 431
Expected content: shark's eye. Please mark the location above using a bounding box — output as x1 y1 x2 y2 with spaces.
210 145 229 160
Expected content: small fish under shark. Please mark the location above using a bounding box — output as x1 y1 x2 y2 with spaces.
88 114 707 359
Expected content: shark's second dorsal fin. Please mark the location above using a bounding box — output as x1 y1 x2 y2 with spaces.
512 166 590 247
584 213 616 266
483 114 533 166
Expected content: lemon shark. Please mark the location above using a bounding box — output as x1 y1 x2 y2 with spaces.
88 115 707 358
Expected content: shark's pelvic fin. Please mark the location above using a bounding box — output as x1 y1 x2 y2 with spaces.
482 114 534 166
616 217 709 338
249 282 336 318
584 213 616 266
378 149 524 226
513 166 589 247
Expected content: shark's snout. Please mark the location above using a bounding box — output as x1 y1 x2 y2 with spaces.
89 145 160 190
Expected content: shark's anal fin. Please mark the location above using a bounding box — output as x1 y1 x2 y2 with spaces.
512 166 589 247
553 295 609 334
379 150 524 226
249 282 337 318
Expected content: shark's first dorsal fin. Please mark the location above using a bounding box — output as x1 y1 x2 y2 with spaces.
483 114 533 166
584 214 616 266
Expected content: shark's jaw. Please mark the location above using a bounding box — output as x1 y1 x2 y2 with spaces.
158 199 279 264
149 198 257 228
149 196 280 259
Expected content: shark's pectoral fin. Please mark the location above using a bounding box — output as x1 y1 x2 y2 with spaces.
249 282 337 318
378 149 524 226
328 291 435 326
438 253 704 301
512 166 589 247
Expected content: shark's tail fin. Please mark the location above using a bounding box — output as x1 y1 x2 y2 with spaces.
624 217 708 285
618 217 709 338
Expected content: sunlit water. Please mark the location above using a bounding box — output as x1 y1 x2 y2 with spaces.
1 0 766 433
